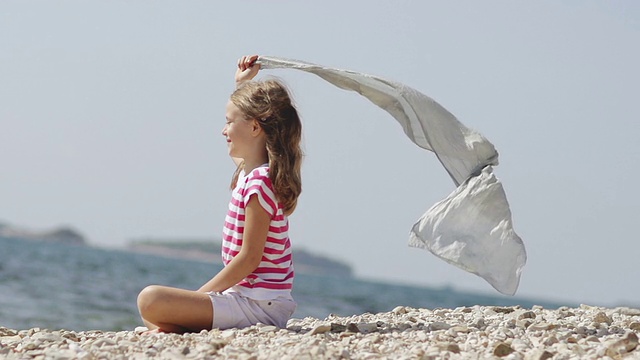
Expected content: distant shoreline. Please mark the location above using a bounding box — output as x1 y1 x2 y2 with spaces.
127 243 222 263
0 222 87 246
127 239 354 277
0 220 354 278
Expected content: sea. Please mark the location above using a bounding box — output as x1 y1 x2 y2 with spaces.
0 237 568 332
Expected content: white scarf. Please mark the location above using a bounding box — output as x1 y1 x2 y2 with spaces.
258 56 526 295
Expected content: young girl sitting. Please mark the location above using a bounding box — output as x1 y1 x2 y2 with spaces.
137 55 302 333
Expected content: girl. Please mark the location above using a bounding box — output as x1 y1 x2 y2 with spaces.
137 55 302 333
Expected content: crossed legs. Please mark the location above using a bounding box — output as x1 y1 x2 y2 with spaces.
137 285 214 333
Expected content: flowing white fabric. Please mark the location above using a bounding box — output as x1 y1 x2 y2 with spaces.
257 56 526 295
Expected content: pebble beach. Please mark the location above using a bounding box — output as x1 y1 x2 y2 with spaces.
1 304 639 359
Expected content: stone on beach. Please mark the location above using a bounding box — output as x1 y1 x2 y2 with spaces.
1 304 639 359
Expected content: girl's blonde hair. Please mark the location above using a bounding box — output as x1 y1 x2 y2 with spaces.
230 79 303 215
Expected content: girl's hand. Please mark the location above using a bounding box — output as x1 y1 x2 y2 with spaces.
235 55 260 85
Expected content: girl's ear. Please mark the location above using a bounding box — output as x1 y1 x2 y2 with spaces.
250 119 262 136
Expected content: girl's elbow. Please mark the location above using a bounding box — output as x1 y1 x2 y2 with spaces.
247 254 263 270
236 252 263 272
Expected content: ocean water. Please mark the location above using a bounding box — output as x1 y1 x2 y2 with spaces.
0 237 566 332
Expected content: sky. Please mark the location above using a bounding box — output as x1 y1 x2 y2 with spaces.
1 1 639 308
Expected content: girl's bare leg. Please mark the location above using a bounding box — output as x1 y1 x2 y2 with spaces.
137 285 214 333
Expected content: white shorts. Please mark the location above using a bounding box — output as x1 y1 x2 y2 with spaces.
207 291 296 330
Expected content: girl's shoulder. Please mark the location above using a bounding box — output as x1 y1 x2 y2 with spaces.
249 165 269 177
245 166 271 186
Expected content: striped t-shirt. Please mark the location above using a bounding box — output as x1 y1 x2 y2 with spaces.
221 165 294 300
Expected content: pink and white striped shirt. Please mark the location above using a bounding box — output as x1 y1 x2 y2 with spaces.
221 165 294 300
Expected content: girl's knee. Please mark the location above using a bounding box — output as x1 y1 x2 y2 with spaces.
137 285 164 315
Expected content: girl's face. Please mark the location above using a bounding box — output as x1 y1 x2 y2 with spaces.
222 101 256 159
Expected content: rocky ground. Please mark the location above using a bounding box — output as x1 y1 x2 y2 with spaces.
1 304 639 359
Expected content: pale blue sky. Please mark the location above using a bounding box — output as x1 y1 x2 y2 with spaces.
1 1 638 307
